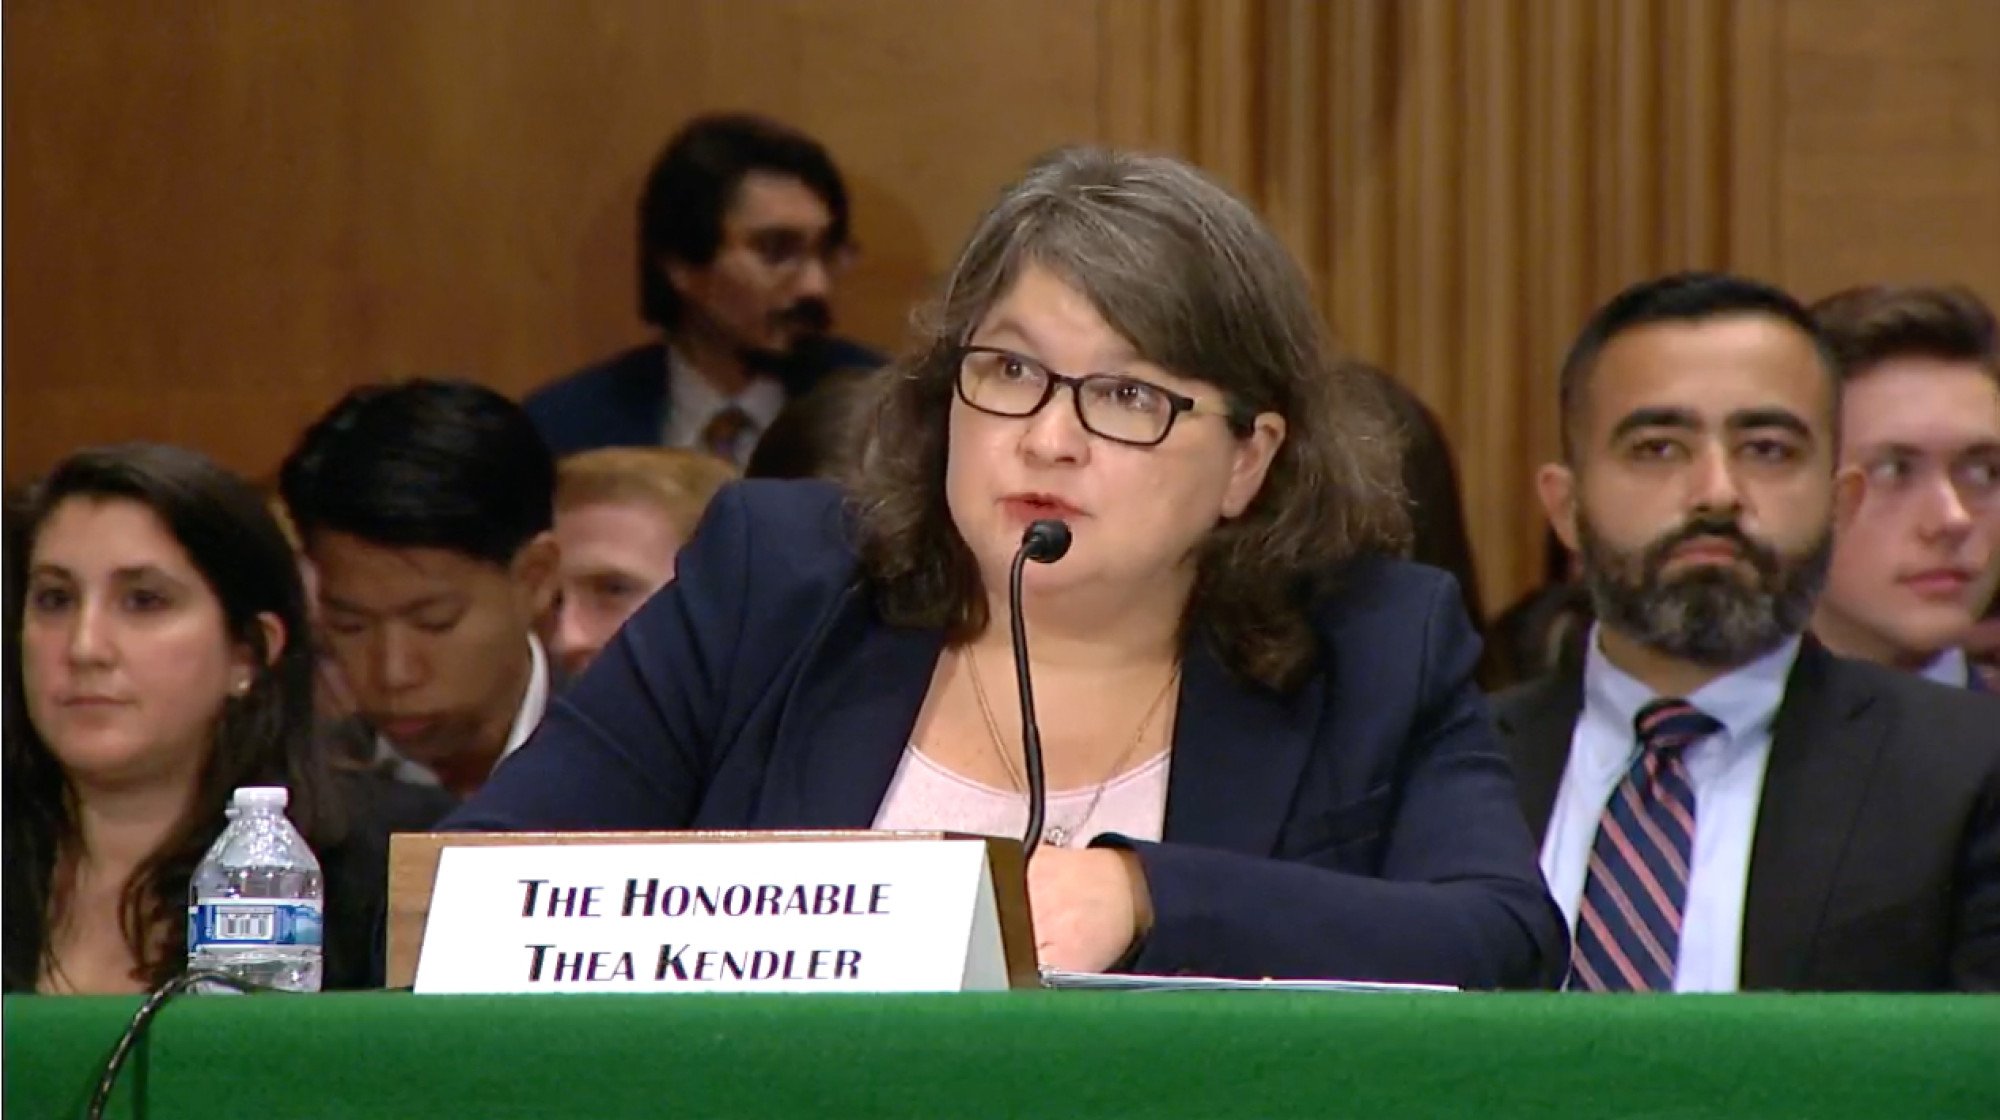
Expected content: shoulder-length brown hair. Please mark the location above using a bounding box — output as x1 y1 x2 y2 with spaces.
849 146 1410 693
3 444 344 992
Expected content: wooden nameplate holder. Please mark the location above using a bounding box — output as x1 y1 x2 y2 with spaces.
387 830 1039 992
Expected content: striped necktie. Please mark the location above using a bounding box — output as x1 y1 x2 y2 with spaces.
699 404 753 463
1568 697 1721 992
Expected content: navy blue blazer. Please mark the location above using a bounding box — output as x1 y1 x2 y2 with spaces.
446 481 1567 989
523 339 884 458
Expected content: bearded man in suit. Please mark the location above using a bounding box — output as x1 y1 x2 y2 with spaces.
1495 271 2000 993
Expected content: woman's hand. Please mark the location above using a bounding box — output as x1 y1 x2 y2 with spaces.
1026 846 1153 972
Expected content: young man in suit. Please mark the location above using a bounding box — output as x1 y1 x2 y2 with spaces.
1497 271 2000 992
282 379 561 798
546 447 735 678
525 113 882 465
1808 284 2000 691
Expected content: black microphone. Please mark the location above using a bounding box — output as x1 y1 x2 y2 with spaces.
1010 519 1072 861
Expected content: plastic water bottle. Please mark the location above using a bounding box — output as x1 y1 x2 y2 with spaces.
187 787 325 992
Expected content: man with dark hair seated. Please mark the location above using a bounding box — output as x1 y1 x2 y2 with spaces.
1498 271 2000 992
526 112 882 466
280 379 559 797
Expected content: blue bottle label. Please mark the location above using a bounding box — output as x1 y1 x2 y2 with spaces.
188 899 324 948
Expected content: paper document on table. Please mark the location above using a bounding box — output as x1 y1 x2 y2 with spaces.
1038 969 1458 993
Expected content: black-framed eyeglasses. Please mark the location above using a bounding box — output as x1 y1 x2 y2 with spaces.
953 345 1247 448
740 227 856 279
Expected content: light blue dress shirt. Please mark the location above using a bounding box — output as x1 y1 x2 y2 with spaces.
1918 647 1974 690
1539 627 1801 992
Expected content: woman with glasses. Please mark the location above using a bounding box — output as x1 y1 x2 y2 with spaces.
449 147 1566 989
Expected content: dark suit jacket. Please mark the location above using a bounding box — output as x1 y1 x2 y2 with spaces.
447 481 1565 988
523 339 884 458
318 770 458 990
1495 641 2000 991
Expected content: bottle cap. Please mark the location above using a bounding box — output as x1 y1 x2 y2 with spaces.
232 786 290 810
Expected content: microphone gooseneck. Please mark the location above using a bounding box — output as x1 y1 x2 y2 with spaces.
1010 518 1070 861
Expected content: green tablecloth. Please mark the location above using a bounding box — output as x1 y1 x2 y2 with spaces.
7 990 1997 1119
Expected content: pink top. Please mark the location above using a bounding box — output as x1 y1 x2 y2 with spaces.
871 746 1170 849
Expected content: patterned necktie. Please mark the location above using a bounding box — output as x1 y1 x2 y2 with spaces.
699 404 753 463
1568 698 1721 992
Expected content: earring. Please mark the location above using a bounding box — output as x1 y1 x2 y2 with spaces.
231 676 252 698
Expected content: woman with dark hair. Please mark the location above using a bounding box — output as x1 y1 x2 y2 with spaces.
743 369 881 482
450 148 1564 988
4 444 448 993
1484 528 1595 689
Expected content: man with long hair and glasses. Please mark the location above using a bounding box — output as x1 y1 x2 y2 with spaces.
526 113 883 467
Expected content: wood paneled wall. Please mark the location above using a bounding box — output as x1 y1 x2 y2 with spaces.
8 0 1999 611
1770 0 2000 296
2 0 1102 479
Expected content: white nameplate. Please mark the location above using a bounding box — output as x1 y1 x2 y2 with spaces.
412 838 1014 993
